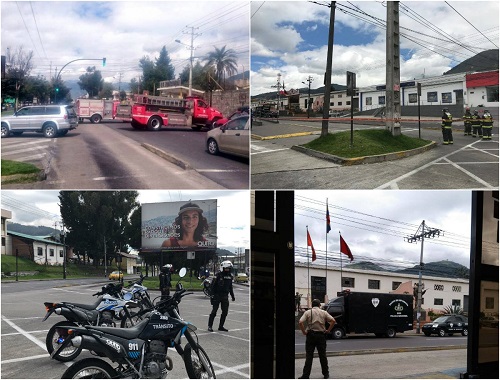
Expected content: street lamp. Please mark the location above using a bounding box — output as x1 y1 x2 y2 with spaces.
176 39 194 96
302 76 313 118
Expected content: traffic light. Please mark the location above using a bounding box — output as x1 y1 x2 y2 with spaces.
55 87 59 93
102 57 106 66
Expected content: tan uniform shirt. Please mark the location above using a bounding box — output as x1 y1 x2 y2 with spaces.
299 306 335 332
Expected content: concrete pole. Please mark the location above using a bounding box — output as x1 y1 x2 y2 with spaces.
321 2 336 137
386 1 401 136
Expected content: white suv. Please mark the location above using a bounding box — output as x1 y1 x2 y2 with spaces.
1 105 78 138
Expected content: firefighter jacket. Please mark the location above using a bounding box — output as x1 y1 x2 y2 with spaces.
482 112 493 128
471 114 482 127
442 112 452 128
211 270 235 300
463 112 472 126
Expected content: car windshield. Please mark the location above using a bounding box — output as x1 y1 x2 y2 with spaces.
432 316 449 323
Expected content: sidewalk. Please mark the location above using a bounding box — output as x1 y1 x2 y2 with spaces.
294 348 467 379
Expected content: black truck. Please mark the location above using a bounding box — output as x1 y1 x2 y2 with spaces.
323 290 413 339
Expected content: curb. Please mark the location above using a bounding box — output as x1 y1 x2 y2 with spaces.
295 344 467 359
1 170 46 185
290 141 437 165
141 143 192 170
251 131 316 141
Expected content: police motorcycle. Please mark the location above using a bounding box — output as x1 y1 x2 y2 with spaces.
200 277 212 297
54 268 216 379
123 273 154 311
43 282 141 362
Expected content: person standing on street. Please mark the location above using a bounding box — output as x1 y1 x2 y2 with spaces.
295 292 303 311
208 260 235 332
298 299 336 379
481 109 493 140
441 108 453 145
463 107 472 136
159 264 172 298
471 110 483 138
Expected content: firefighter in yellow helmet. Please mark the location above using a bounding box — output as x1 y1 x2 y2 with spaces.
463 107 472 136
481 110 493 140
441 108 453 145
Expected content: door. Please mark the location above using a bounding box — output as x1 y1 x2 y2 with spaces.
219 117 248 156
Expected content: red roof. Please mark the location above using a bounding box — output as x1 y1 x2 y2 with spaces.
466 71 499 88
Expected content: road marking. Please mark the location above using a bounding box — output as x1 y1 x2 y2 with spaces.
1 354 49 364
2 329 48 336
197 169 247 173
377 140 498 189
212 361 249 377
1 315 47 351
443 157 495 188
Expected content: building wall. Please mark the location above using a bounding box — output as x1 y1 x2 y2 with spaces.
295 264 469 313
1 209 12 255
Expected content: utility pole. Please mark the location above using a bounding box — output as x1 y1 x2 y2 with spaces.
176 27 201 96
386 1 401 136
270 73 284 120
405 220 443 334
321 1 336 137
302 76 313 118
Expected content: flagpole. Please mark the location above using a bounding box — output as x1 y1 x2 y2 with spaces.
339 231 343 292
325 198 328 303
307 225 310 308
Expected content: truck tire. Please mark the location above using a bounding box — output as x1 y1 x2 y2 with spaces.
147 116 162 131
332 327 344 339
191 125 202 131
385 328 396 338
90 114 102 124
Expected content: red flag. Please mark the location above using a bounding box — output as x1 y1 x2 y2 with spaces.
340 235 353 261
326 205 331 233
307 230 316 261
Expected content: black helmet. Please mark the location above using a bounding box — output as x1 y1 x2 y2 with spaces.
442 108 449 112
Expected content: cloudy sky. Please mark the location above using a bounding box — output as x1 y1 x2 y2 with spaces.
251 1 499 96
1 190 250 254
1 1 249 85
294 190 472 269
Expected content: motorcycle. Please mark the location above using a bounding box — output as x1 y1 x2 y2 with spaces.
43 282 140 362
55 268 216 379
123 273 154 312
200 277 212 298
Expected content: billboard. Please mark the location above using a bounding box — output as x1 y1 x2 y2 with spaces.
142 199 217 251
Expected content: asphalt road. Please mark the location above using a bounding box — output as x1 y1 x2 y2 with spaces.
1 279 250 379
1 120 248 190
251 118 499 190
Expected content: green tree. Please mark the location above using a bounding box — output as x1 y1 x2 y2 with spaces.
204 45 238 89
59 191 140 267
139 46 175 94
179 61 211 91
1 46 35 109
99 82 114 99
78 66 103 98
155 46 175 84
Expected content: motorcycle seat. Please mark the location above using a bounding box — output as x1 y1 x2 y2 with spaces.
88 317 149 339
69 297 103 310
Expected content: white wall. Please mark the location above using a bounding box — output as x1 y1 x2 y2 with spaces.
33 242 65 266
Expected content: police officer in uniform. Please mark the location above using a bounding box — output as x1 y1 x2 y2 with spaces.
208 260 235 332
471 110 482 138
441 108 453 145
159 264 172 299
463 107 472 136
481 109 493 140
298 299 336 379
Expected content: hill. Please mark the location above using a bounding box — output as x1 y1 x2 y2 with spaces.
253 83 347 101
394 260 469 279
7 222 59 237
444 49 499 75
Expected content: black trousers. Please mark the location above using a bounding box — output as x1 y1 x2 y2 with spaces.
301 331 329 378
208 297 229 327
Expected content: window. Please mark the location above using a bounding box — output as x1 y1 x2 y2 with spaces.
441 92 452 103
427 92 438 102
37 247 43 256
392 281 402 290
366 97 372 106
368 279 380 289
311 276 326 301
452 299 461 306
434 284 444 291
338 94 342 98
49 249 54 257
486 86 499 102
452 286 462 292
337 102 342 106
342 277 355 288
378 96 385 105
346 101 351 106
434 298 444 305
485 297 495 309
45 106 61 115
59 250 64 258
409 93 418 103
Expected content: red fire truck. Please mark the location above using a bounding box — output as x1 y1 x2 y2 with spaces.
75 99 120 124
116 94 224 131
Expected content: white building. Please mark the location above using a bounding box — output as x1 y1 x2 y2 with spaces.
1 209 12 255
295 263 471 316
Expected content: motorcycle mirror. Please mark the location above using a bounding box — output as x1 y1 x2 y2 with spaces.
179 268 187 278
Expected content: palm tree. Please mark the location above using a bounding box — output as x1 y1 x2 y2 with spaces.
204 45 238 89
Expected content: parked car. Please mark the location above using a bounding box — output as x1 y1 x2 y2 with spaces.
108 271 123 280
1 105 78 138
235 273 249 283
480 316 499 328
212 106 249 129
206 115 249 158
422 315 468 337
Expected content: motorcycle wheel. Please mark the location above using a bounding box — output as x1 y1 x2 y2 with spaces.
203 287 210 297
46 321 82 362
120 311 144 328
62 358 118 379
184 342 216 379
